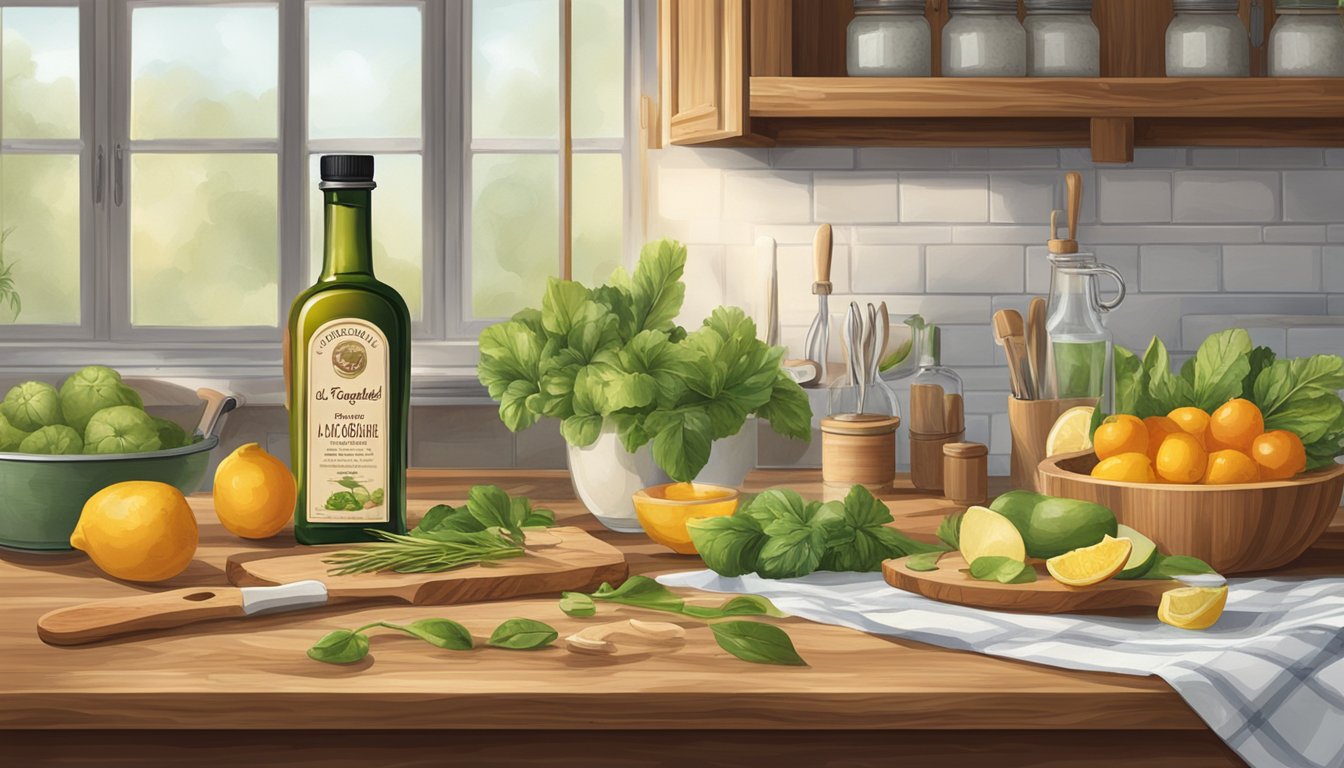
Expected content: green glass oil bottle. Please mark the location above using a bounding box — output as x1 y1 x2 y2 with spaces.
286 155 410 545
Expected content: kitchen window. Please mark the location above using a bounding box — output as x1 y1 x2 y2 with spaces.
0 0 637 371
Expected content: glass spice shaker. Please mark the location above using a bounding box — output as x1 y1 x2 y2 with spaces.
847 0 933 76
942 0 1027 77
1024 0 1100 77
908 325 965 492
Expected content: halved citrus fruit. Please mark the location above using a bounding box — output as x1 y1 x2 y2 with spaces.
1045 535 1132 587
1158 586 1229 630
1045 405 1095 457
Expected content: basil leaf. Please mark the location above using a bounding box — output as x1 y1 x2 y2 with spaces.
682 594 787 620
1242 346 1277 402
394 619 473 651
936 513 963 551
592 576 687 613
969 556 1037 585
1113 345 1147 417
559 592 597 618
630 239 687 334
413 503 483 538
1193 329 1253 412
754 370 812 442
906 551 944 572
688 514 766 578
307 630 370 665
1146 555 1219 581
522 505 555 528
646 407 714 484
709 621 807 667
487 618 558 650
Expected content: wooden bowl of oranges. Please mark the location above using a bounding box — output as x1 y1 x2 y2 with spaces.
1038 398 1344 574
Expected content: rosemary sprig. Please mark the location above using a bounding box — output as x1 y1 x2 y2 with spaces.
324 528 524 576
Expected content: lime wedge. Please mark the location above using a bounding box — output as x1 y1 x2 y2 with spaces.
1114 524 1159 580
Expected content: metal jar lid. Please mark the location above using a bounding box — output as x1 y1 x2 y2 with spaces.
1024 0 1094 12
853 0 927 11
1274 0 1341 10
948 0 1019 13
1171 0 1240 12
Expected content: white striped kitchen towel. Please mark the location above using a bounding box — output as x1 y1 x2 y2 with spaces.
657 570 1344 768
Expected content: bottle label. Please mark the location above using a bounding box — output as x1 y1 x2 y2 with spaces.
306 319 390 524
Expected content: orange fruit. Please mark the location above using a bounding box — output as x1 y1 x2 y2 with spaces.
1167 407 1211 449
1155 432 1207 484
213 442 297 539
1091 452 1157 484
1093 414 1148 461
1143 416 1183 462
1250 430 1307 481
1208 399 1265 453
1203 450 1260 485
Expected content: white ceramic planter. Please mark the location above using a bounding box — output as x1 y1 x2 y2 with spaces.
567 420 759 533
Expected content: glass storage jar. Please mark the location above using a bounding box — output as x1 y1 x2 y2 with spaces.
847 0 932 76
1024 0 1100 76
1270 0 1344 76
942 0 1027 77
1166 0 1250 77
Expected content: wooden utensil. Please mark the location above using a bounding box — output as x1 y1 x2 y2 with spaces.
754 236 780 347
884 553 1172 614
1008 396 1098 492
993 309 1033 400
802 224 834 387
1027 297 1048 399
37 527 627 646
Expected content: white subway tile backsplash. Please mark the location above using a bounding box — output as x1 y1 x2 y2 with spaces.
925 245 1024 293
900 175 989 223
1025 245 1138 295
655 146 769 169
1284 171 1344 222
1331 225 1344 243
990 174 1056 224
1287 326 1344 358
857 148 955 169
837 294 992 325
1098 170 1172 223
987 149 1060 168
1327 150 1344 167
676 245 727 326
1172 171 1279 223
1237 148 1325 168
965 414 991 447
1058 148 1097 169
1078 225 1262 244
813 172 900 224
990 412 1010 454
852 225 953 244
1223 246 1321 293
1331 295 1344 315
1190 149 1241 168
770 148 855 170
722 171 812 224
939 324 996 367
1140 245 1221 293
1264 225 1327 244
850 245 923 294
754 224 850 245
951 225 1051 244
1130 148 1190 168
1325 247 1344 293
953 149 991 167
657 167 722 221
776 245 851 324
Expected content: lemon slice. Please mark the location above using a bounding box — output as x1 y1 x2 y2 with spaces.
1045 405 1096 457
1045 535 1132 586
958 505 1026 564
1158 586 1229 630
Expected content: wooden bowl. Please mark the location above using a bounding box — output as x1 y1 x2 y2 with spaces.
1038 452 1344 574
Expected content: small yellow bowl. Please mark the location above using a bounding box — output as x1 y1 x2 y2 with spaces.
632 482 740 555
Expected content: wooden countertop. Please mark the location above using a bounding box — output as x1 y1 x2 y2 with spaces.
2 470 1340 736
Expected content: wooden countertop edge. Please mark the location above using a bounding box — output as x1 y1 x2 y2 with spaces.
0 690 1208 731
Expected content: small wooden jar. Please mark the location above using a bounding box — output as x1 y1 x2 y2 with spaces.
910 430 965 493
943 441 989 507
821 415 901 490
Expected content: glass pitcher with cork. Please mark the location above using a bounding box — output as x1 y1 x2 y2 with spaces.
1043 171 1126 412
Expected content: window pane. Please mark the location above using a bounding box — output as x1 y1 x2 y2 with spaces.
571 153 622 287
131 154 277 327
130 6 278 140
571 0 624 140
2 7 80 140
471 154 557 318
472 0 558 140
308 154 423 320
0 154 80 325
309 6 421 140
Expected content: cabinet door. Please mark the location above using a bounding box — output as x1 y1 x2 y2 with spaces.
660 0 749 144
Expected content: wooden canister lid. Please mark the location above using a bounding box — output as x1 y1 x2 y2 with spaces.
820 414 900 436
943 441 988 459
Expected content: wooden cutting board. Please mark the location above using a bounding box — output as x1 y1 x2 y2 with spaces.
226 526 627 603
39 526 627 645
883 553 1173 614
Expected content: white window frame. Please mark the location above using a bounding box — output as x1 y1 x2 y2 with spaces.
0 0 643 380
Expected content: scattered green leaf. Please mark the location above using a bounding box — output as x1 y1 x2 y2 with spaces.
307 630 370 665
905 551 944 572
559 592 597 618
487 618 559 650
709 621 807 667
968 556 1037 585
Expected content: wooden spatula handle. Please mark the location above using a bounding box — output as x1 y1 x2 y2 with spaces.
812 223 833 292
38 587 249 646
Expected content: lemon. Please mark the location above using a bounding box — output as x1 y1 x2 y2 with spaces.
958 505 1027 564
1045 405 1095 457
213 442 296 539
1045 535 1132 587
1158 586 1229 630
71 481 198 583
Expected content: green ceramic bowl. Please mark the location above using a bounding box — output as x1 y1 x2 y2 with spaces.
0 389 236 552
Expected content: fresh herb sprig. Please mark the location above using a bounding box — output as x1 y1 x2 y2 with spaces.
323 485 555 576
687 484 949 580
307 617 557 665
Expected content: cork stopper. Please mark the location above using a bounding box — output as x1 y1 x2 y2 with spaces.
1048 171 1083 255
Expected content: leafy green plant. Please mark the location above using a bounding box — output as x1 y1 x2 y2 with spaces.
688 485 949 580
1105 328 1344 470
0 226 20 322
307 617 555 665
323 485 555 575
477 239 812 482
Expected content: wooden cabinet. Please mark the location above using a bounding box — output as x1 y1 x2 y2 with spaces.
659 0 1344 162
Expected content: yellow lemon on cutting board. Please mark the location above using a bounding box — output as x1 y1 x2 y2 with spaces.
70 481 198 583
213 442 297 539
1158 586 1229 630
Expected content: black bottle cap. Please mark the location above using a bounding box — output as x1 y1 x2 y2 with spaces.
320 155 375 183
